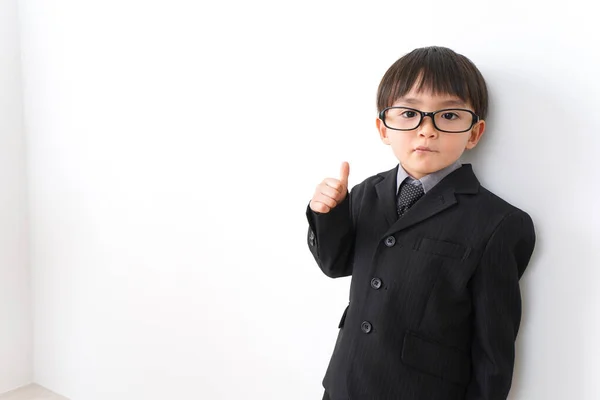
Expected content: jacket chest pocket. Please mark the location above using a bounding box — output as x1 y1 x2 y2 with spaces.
413 236 471 261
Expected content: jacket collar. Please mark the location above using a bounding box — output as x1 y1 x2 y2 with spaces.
374 164 480 236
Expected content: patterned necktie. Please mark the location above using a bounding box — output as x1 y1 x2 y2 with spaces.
397 180 425 218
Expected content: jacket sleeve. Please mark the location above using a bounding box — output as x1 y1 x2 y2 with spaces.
465 210 536 400
305 190 356 278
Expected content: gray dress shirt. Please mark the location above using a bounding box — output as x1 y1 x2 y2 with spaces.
396 160 463 194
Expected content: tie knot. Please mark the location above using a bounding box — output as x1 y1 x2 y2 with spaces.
397 180 424 217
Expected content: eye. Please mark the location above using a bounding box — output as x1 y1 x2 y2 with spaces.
441 112 459 120
400 110 418 118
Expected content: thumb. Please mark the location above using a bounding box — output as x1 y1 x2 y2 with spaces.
340 161 350 188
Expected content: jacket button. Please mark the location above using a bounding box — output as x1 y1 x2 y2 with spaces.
361 321 372 334
384 236 396 247
370 278 382 289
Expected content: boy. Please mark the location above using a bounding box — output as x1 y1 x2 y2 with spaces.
306 46 536 400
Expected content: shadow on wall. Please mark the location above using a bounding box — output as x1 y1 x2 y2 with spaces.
463 69 597 399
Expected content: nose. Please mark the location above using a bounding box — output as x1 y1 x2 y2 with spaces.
418 115 438 138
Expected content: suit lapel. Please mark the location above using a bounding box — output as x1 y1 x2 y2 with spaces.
375 164 480 237
384 188 457 236
374 165 400 227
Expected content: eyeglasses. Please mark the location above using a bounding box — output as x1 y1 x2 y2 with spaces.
379 107 480 133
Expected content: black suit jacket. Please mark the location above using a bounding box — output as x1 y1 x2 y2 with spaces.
306 164 536 400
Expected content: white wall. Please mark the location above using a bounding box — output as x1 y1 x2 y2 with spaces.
18 0 600 399
0 0 31 394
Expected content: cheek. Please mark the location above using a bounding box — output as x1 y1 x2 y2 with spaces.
390 134 413 149
445 137 470 153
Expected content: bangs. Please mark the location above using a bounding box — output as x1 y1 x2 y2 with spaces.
376 47 488 119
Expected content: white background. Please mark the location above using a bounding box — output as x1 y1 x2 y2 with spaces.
0 0 31 394
2 0 600 398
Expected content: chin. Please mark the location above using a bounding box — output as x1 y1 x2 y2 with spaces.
410 162 438 173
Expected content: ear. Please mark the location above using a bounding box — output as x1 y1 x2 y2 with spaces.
376 118 391 145
465 120 486 149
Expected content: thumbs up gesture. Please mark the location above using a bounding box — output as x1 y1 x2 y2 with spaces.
310 162 350 213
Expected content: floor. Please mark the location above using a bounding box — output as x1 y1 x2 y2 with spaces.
0 385 67 400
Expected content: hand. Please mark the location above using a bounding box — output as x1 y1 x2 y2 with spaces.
309 162 350 213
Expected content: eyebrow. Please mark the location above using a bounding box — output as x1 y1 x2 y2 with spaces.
396 97 468 108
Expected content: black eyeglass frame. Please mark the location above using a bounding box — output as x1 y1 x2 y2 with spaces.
378 107 480 133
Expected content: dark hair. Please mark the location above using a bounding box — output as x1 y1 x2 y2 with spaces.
376 46 489 120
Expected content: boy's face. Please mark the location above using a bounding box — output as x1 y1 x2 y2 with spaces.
376 85 486 179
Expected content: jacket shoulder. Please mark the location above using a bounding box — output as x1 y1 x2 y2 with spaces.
349 166 395 193
478 186 528 213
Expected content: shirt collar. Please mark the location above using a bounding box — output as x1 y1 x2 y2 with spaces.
396 160 463 194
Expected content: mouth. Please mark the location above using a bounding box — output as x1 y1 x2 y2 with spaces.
414 146 436 152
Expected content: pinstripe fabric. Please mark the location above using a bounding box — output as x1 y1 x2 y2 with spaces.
306 164 536 400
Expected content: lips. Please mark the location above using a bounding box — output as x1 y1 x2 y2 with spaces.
415 146 435 152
